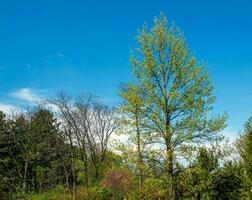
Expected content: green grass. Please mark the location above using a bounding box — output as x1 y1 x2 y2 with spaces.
23 186 69 200
22 186 111 200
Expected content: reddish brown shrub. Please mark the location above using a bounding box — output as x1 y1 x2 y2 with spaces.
101 168 133 196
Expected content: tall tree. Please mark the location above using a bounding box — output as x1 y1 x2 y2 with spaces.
11 114 31 193
49 93 79 199
122 14 226 199
49 92 117 189
237 115 252 198
118 83 152 190
28 108 61 192
0 111 20 198
118 83 147 189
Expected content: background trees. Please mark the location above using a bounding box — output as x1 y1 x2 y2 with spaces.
0 94 121 200
237 115 252 198
50 93 118 186
0 108 67 199
0 93 250 200
0 111 17 197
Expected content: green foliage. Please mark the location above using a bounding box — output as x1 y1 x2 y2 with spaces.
175 148 246 200
135 177 166 200
119 13 226 199
0 111 24 198
211 162 245 200
237 115 252 198
23 186 68 200
23 186 112 200
0 108 71 196
175 148 217 199
86 186 112 200
130 13 226 154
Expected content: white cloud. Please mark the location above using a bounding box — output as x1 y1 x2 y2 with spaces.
220 127 239 143
10 88 42 103
45 103 60 113
56 53 66 59
0 103 21 114
110 132 129 143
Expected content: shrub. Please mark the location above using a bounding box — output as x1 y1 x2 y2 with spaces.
101 168 133 199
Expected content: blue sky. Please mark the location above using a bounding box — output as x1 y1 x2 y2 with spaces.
0 0 251 139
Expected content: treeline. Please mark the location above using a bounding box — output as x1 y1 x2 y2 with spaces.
0 93 122 199
1 14 252 200
0 96 251 200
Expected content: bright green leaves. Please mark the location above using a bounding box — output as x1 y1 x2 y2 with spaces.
119 13 227 199
129 13 226 149
237 115 252 197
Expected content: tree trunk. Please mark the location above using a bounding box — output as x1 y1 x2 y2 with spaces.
69 139 76 200
82 152 89 199
165 116 175 200
71 158 76 200
167 149 175 200
57 142 70 190
22 158 28 193
82 145 89 187
63 164 69 188
136 116 143 189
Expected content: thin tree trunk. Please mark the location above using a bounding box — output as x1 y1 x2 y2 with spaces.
69 138 76 200
82 146 89 188
22 158 28 193
59 152 70 189
165 115 175 200
136 116 143 189
166 147 175 200
63 164 69 189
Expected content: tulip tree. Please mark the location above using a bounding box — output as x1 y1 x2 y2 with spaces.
120 14 227 199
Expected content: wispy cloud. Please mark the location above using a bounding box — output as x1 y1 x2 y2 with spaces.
55 53 66 59
10 88 42 103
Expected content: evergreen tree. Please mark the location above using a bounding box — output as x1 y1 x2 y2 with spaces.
237 115 252 198
211 162 245 200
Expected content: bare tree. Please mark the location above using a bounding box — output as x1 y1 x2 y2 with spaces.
48 92 118 190
48 93 79 199
75 94 119 181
